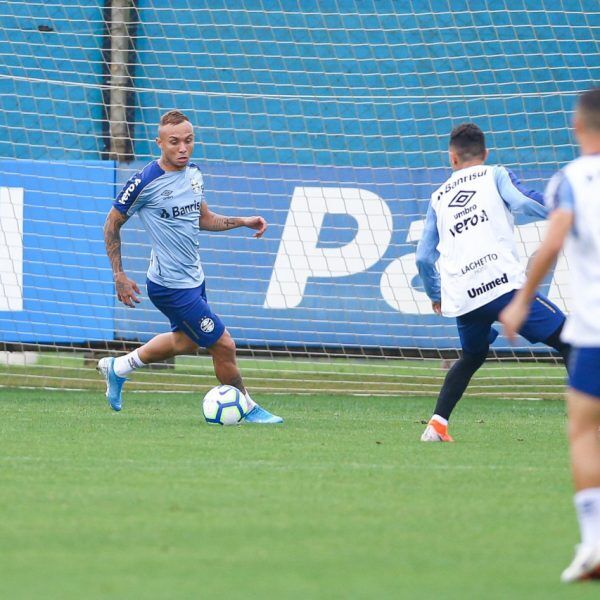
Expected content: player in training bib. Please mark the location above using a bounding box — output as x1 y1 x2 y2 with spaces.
501 88 600 582
97 110 282 424
416 123 570 442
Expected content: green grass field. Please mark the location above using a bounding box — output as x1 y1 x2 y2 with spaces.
0 352 567 399
1 386 598 599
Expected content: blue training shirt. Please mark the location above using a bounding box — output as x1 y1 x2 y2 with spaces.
113 160 206 289
415 165 548 303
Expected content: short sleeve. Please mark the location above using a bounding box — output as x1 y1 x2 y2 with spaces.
544 170 575 212
113 171 147 215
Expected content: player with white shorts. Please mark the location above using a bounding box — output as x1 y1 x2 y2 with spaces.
416 123 570 442
97 110 282 424
501 88 600 582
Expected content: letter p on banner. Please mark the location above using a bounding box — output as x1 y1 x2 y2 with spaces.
0 187 24 311
264 187 392 309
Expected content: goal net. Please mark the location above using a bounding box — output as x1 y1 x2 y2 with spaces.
1 1 598 398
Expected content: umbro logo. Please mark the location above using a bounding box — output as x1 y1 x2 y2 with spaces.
160 209 170 218
161 189 173 197
448 190 476 208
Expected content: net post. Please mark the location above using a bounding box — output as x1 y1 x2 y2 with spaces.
106 0 137 162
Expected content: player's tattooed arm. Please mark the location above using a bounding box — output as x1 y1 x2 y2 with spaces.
199 200 267 238
103 208 141 307
199 200 242 230
104 208 128 274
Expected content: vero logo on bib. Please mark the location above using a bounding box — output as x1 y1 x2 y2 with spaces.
449 207 489 237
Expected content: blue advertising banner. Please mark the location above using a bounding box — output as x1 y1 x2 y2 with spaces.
0 159 558 349
0 160 115 343
115 162 558 350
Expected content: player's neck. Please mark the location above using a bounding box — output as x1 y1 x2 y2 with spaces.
452 159 485 172
579 139 600 156
158 158 187 172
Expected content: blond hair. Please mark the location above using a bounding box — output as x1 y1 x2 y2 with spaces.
159 110 190 127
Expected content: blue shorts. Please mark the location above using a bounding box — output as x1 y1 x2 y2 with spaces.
457 290 565 355
568 347 600 398
146 279 225 348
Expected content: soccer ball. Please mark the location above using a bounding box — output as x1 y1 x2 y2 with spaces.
202 385 249 426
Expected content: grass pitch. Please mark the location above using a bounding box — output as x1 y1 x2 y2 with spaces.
1 388 597 599
0 352 567 399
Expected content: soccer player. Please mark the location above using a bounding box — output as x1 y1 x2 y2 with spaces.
416 123 570 442
97 110 283 424
500 88 600 582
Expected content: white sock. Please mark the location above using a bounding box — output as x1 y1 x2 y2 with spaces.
574 487 600 546
431 414 448 427
244 390 257 410
113 350 145 377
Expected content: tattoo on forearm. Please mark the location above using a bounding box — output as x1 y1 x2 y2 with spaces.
200 200 241 231
104 215 124 274
202 215 238 231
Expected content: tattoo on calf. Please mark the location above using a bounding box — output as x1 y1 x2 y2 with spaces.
228 375 245 393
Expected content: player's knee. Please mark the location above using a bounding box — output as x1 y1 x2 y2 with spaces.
219 331 236 353
181 336 199 354
461 350 487 369
210 331 236 359
567 412 588 442
544 323 570 353
567 392 600 441
173 332 198 354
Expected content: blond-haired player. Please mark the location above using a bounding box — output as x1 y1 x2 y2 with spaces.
97 110 282 423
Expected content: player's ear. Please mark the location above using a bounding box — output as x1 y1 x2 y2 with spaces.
483 148 489 161
448 149 458 168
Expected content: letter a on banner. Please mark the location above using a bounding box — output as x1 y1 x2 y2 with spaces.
0 187 24 311
264 187 392 309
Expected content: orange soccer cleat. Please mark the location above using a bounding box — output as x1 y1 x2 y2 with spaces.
420 418 454 442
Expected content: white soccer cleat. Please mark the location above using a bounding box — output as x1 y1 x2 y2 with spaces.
561 544 600 582
420 419 454 442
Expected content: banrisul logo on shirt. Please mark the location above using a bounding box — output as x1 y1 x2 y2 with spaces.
159 200 200 219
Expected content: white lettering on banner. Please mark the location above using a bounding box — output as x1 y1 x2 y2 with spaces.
381 219 569 314
264 188 569 315
264 187 393 309
0 187 24 311
380 219 432 314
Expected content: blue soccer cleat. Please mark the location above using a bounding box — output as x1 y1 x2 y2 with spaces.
96 356 127 412
243 404 284 424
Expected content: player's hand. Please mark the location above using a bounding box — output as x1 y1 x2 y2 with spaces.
499 300 528 343
114 272 141 308
243 216 267 238
432 301 442 315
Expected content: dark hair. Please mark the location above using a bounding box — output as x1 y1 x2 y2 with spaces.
578 88 600 131
449 123 486 160
159 110 190 127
